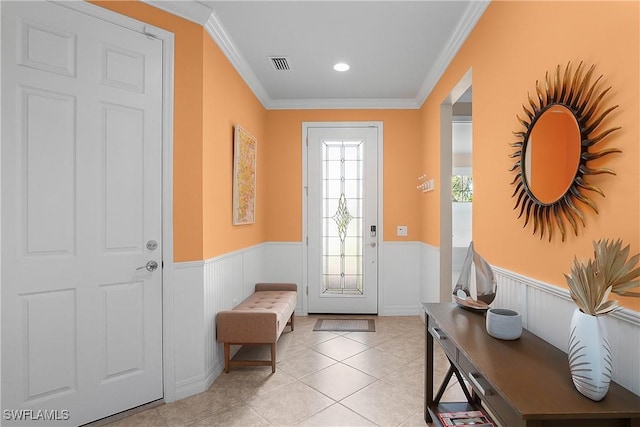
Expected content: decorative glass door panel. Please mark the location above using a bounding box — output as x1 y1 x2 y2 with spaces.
322 141 364 295
307 125 379 314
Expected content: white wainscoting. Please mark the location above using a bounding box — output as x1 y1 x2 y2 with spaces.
171 240 427 399
416 242 639 396
380 242 423 315
420 243 441 304
491 266 640 396
171 243 302 399
171 241 639 399
172 260 208 399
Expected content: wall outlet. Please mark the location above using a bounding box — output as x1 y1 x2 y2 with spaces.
397 225 408 237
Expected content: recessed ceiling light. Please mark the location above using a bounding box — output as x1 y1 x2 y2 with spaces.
333 62 350 72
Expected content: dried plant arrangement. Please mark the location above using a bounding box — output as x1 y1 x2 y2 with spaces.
564 239 640 315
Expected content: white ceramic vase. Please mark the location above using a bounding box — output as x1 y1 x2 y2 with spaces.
568 308 612 401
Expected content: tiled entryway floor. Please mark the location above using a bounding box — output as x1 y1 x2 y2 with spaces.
107 315 468 427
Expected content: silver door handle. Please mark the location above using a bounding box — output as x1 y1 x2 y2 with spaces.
137 261 158 272
369 242 377 248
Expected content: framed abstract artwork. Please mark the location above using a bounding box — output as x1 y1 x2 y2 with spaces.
232 125 257 225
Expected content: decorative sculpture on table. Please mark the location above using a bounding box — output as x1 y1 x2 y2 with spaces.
453 241 496 311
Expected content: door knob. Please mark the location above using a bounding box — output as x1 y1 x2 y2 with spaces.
369 242 377 248
137 260 158 272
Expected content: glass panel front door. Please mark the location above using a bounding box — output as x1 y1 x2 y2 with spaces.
307 125 379 314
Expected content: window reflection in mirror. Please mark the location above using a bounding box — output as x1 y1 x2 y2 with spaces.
524 105 581 205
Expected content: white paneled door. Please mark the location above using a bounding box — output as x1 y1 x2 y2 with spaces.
306 125 379 314
1 2 163 425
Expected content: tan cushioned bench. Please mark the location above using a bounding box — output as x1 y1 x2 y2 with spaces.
216 283 297 373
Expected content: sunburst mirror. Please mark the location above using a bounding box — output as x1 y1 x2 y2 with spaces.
509 62 621 242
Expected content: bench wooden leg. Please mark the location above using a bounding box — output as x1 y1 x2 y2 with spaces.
224 343 230 373
271 343 276 373
285 312 294 331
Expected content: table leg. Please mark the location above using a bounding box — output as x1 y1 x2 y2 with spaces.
425 313 434 423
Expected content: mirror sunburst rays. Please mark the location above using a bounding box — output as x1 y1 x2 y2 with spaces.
510 61 621 242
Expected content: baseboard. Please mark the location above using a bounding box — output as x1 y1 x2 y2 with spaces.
174 364 222 401
379 304 423 316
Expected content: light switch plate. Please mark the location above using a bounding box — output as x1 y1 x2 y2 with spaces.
397 226 408 237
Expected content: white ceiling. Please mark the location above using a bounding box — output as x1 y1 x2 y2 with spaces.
143 0 489 109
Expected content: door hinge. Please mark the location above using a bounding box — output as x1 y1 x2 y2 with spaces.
306 137 309 146
142 26 161 39
306 286 309 295
306 236 308 246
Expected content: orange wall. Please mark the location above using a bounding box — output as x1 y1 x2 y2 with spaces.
264 110 422 242
420 1 639 310
91 2 422 259
202 35 268 259
94 1 639 310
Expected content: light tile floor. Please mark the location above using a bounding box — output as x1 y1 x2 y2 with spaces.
107 315 468 427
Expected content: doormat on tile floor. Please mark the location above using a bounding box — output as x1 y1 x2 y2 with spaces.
312 318 375 332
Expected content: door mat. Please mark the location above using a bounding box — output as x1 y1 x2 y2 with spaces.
313 318 375 332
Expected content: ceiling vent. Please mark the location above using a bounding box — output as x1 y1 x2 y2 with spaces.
269 56 290 71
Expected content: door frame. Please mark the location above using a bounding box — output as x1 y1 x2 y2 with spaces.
0 0 177 403
439 70 472 302
301 121 384 315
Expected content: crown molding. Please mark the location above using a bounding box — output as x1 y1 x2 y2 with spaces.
204 11 272 108
415 0 490 107
140 0 213 25
205 11 421 110
144 0 490 110
266 98 421 110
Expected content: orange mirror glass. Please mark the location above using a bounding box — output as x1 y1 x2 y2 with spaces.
524 105 581 205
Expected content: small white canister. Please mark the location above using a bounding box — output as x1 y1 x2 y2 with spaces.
486 308 522 340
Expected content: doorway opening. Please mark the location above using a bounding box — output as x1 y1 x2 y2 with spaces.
451 90 473 286
439 70 472 302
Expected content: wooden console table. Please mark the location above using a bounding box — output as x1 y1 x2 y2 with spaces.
423 303 640 427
